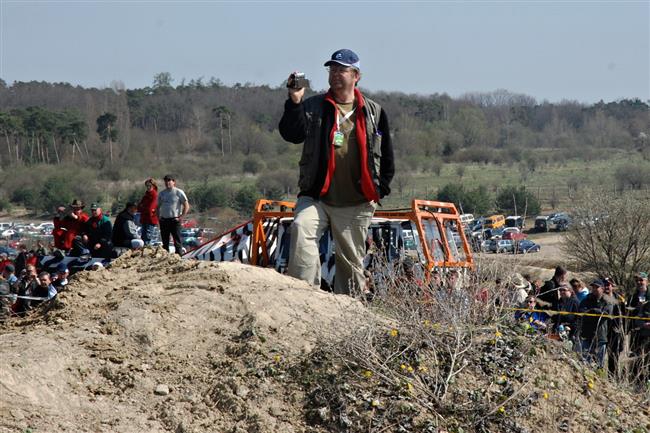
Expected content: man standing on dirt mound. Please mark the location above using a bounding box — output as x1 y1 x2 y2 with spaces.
279 49 394 295
157 174 190 255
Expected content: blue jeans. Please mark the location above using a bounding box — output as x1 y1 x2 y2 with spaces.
141 223 158 246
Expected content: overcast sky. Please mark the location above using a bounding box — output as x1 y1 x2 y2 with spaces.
1 1 648 103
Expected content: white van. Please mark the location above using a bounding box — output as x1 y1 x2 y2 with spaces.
460 214 474 226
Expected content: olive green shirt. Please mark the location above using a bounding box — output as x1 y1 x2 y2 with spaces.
322 102 366 206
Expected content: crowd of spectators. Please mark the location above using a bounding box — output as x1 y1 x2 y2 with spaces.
0 183 157 319
376 260 649 387
509 266 650 385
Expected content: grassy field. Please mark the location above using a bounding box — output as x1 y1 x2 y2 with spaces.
382 151 649 210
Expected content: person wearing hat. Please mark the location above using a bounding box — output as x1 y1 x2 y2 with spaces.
157 175 190 255
138 178 159 246
554 282 580 340
83 203 113 259
509 273 530 305
112 202 145 251
577 279 614 368
52 199 89 254
278 49 394 295
51 263 69 290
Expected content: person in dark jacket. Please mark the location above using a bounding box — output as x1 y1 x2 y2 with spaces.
538 266 567 311
578 279 613 368
602 277 626 378
278 49 394 295
112 202 144 250
138 178 159 246
629 271 649 384
83 203 113 259
555 283 580 339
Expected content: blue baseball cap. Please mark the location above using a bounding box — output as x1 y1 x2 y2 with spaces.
324 49 361 70
589 279 605 288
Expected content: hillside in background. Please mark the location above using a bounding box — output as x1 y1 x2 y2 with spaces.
0 77 648 218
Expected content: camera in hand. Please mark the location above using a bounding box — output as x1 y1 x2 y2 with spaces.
287 72 309 90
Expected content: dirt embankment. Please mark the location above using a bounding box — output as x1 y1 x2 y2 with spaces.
0 249 648 433
0 249 365 433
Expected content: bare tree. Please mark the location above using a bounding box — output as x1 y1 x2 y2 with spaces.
563 190 650 293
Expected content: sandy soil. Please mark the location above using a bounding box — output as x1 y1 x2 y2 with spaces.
0 249 365 433
1 248 647 433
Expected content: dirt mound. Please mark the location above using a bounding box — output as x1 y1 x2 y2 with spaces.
1 249 648 433
0 248 365 433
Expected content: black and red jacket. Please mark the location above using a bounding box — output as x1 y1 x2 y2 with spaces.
279 88 394 202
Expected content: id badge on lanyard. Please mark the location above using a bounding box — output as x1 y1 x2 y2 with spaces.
333 107 355 148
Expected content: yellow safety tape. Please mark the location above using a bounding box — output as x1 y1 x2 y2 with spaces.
509 307 650 321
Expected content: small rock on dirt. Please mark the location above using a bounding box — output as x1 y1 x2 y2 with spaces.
154 384 170 395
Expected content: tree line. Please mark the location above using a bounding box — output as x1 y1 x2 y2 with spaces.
0 76 648 216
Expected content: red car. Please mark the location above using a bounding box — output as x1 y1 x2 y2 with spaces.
502 231 527 241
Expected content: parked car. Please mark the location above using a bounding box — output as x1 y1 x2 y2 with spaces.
484 227 505 240
460 213 475 226
1 229 16 238
514 239 541 254
491 239 514 253
0 246 18 258
534 215 551 232
484 214 506 229
481 239 495 253
550 214 571 231
505 216 525 229
502 228 527 241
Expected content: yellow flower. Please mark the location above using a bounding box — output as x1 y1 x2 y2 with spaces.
423 320 431 327
615 408 621 416
362 370 373 378
273 355 281 363
418 365 428 373
407 365 414 373
587 381 594 390
389 329 399 337
542 392 549 400
406 382 414 393
498 406 505 414
529 317 534 323
495 330 503 338
371 399 380 407
432 323 440 329
500 375 507 382
400 364 407 370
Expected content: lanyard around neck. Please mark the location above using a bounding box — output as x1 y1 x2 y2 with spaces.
336 106 356 130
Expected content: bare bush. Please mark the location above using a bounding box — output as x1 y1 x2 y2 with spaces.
563 190 650 293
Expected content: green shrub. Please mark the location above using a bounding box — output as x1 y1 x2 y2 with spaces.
233 184 260 214
495 185 541 216
191 183 230 212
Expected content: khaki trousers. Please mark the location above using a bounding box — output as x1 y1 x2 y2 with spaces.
288 197 376 294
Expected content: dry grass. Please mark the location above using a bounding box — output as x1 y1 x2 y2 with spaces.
289 255 650 433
